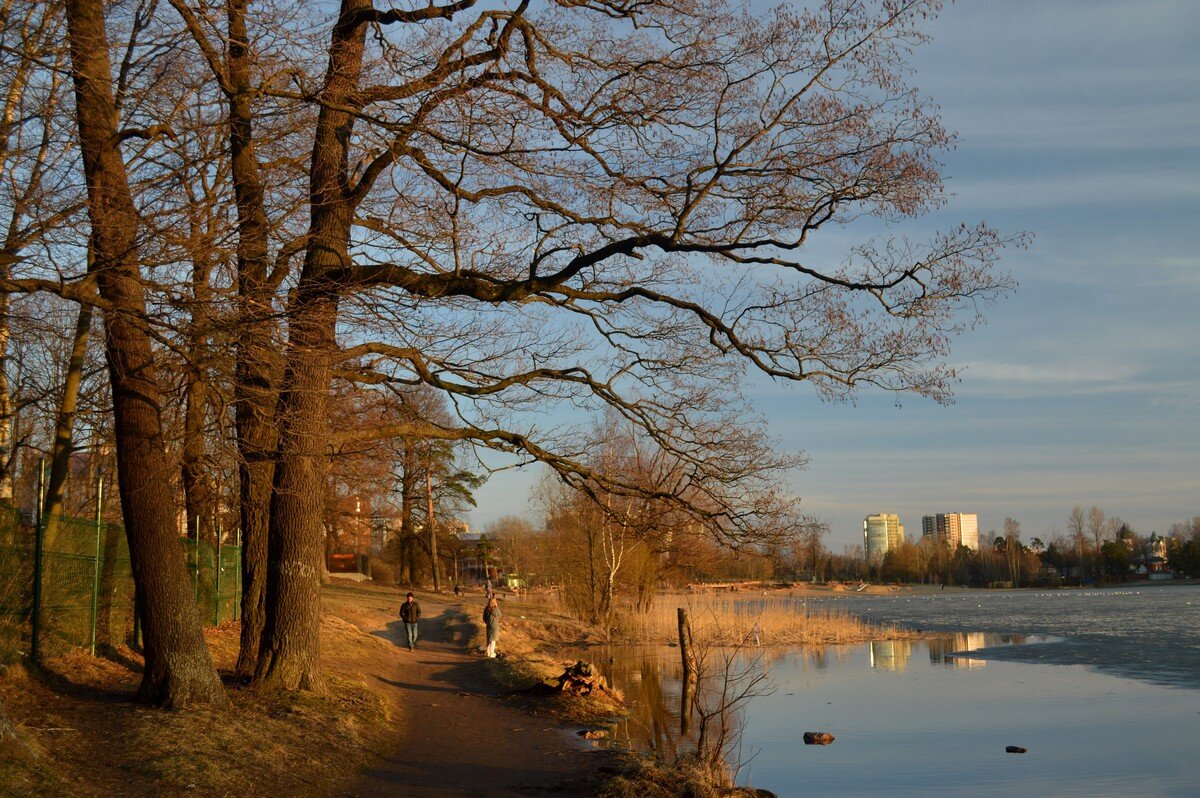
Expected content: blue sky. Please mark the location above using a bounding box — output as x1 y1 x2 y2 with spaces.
469 0 1200 550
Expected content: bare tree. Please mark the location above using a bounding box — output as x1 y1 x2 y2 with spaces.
1067 505 1087 577
1003 516 1022 586
0 0 78 503
690 621 774 787
60 0 226 707
165 0 309 679
2 0 1019 696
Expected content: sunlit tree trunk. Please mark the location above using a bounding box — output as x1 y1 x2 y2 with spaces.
226 0 280 677
256 1 370 690
63 0 226 708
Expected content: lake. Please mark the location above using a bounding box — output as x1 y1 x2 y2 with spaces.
573 585 1200 797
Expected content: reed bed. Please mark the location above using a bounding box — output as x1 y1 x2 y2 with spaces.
613 594 911 647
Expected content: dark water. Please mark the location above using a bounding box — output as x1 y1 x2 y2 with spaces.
572 586 1200 797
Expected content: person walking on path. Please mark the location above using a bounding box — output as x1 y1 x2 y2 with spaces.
483 596 501 658
399 592 421 651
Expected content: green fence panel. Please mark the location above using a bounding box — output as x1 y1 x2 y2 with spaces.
0 505 240 662
215 544 241 625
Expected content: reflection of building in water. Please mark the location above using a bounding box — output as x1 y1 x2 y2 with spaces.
926 632 988 669
869 640 911 671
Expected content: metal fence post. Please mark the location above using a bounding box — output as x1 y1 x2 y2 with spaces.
89 475 104 656
214 522 222 626
30 458 46 665
234 526 241 622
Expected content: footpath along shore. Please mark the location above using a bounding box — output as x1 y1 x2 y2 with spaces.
0 581 619 797
1 578 934 796
327 582 619 797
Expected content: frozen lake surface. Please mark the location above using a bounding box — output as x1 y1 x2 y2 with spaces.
808 583 1200 688
575 585 1200 797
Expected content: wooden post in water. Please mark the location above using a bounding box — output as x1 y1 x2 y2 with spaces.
678 607 698 734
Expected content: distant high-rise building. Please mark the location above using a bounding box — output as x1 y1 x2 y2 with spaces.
959 514 979 551
922 513 980 551
864 513 905 563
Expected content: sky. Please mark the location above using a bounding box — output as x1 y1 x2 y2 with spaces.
468 0 1200 551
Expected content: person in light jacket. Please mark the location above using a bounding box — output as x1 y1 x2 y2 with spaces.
483 596 501 658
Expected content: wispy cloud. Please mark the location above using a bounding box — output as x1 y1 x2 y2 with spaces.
962 361 1137 391
945 169 1200 210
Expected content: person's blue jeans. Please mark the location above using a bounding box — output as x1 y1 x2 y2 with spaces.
404 621 419 650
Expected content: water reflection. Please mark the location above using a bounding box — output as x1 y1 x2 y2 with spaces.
575 634 1046 757
868 639 910 670
812 585 1200 689
566 633 1200 797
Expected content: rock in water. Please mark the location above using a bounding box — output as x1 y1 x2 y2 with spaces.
803 732 835 745
1005 746 1027 754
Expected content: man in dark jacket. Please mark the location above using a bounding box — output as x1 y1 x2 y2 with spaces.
399 592 421 651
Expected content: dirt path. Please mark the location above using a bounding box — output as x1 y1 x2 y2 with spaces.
336 592 612 797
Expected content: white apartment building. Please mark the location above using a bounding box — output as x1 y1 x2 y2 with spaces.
921 513 980 551
864 513 905 564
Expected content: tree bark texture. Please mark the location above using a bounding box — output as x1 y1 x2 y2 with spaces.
225 0 281 677
255 0 371 690
0 276 12 503
63 0 226 708
255 280 339 691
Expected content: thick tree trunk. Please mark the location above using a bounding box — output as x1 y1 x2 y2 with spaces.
255 0 370 690
255 281 339 691
63 0 226 708
224 0 280 677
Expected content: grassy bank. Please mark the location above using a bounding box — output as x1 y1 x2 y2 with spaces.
0 606 391 796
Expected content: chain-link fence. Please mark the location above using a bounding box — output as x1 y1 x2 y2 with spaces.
182 536 242 627
0 506 241 663
0 505 31 663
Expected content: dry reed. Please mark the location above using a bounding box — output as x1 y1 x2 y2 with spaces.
614 594 908 647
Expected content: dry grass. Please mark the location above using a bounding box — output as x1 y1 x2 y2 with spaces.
0 608 390 797
597 754 776 798
613 594 912 647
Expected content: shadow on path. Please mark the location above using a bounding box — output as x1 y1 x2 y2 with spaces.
372 606 474 649
351 598 611 797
